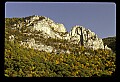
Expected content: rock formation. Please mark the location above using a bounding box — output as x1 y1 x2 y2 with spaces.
10 15 111 53
67 25 111 50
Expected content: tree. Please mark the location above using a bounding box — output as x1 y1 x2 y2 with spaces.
102 36 116 52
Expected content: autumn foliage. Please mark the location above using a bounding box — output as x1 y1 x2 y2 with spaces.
4 18 116 77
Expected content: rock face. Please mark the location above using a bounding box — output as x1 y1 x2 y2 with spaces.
67 25 110 50
14 15 66 39
25 15 67 33
51 23 66 32
11 15 111 52
20 38 53 52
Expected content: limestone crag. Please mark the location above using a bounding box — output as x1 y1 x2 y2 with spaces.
66 25 111 50
11 15 111 53
25 15 66 33
14 15 66 39
20 38 53 52
20 38 70 53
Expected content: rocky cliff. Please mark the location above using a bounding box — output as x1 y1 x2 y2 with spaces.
9 15 111 53
67 25 110 50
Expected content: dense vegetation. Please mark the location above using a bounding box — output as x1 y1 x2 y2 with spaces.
5 18 116 77
103 37 116 53
4 39 116 77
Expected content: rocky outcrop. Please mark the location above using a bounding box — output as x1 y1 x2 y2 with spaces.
20 38 53 52
19 38 70 53
25 15 67 33
14 15 66 39
12 15 111 52
51 23 66 32
65 25 111 50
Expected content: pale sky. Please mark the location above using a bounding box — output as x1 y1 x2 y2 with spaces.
5 2 116 38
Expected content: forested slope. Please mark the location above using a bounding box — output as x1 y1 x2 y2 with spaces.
5 17 116 77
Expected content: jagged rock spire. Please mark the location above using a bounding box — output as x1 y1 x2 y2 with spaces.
69 25 111 50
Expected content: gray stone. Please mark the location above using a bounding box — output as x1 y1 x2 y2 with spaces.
65 25 111 50
15 15 111 51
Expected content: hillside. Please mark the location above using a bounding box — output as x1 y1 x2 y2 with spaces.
5 15 116 77
103 37 116 53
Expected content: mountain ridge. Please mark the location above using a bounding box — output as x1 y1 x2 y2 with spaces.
6 15 111 53
5 15 116 77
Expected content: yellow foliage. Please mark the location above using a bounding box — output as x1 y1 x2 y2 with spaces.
105 50 109 55
80 46 85 51
76 62 80 66
86 63 89 66
60 58 63 61
81 64 84 68
75 71 79 74
108 71 113 75
91 64 94 67
26 74 32 77
47 53 51 56
56 60 59 64
71 72 76 76
97 62 100 65
105 63 108 66
60 55 64 58
74 66 78 70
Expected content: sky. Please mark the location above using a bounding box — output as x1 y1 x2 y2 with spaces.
5 2 116 38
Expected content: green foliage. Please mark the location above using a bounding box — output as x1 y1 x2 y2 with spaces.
102 36 116 53
5 18 24 26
